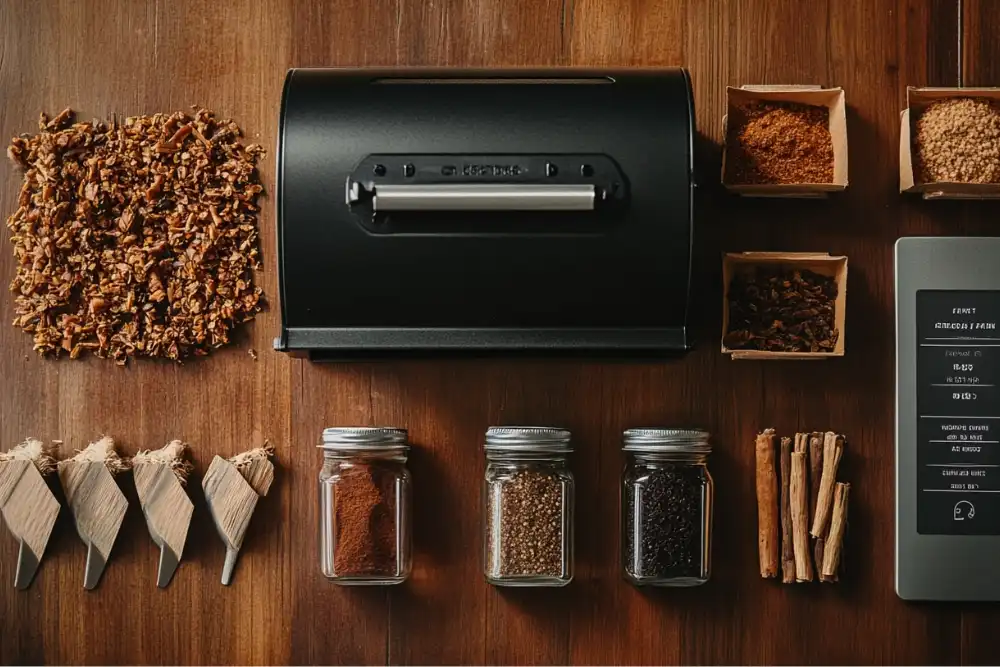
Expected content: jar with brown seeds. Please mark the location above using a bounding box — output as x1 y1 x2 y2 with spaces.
483 426 574 587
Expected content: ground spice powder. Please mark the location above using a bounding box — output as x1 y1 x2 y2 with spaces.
727 101 834 184
333 463 398 575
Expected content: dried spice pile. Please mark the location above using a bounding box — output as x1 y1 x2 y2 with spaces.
726 102 834 184
5 108 265 364
487 470 565 577
725 268 839 353
624 464 706 580
915 97 1000 184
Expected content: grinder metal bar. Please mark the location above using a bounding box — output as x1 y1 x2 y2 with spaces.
371 184 596 212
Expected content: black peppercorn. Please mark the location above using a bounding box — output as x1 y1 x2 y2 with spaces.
624 463 707 581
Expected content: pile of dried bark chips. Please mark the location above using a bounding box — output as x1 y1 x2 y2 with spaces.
5 108 265 364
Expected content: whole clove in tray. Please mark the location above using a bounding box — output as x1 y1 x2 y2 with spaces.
724 267 839 353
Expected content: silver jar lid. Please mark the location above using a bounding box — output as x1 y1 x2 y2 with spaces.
320 427 409 451
622 428 711 454
484 426 572 452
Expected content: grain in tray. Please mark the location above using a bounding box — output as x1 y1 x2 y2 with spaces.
915 97 1000 184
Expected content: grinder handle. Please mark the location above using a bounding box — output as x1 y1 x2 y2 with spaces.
370 184 597 212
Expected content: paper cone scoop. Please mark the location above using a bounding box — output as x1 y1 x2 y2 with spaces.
57 436 130 590
203 444 274 585
133 440 194 588
0 439 60 589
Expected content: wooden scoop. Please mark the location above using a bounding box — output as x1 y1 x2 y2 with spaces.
203 445 274 585
0 439 60 589
133 440 194 588
57 436 130 590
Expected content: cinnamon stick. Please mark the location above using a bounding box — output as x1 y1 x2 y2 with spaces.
808 432 825 567
790 451 813 581
755 429 779 579
814 537 826 573
810 432 844 538
779 437 795 583
807 433 822 518
793 433 808 456
821 482 850 582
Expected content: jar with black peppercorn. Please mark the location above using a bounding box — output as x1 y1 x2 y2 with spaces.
319 427 412 585
622 428 713 587
483 426 574 587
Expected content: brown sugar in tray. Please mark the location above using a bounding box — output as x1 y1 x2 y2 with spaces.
725 101 835 185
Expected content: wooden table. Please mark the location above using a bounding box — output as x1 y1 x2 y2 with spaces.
1 0 999 664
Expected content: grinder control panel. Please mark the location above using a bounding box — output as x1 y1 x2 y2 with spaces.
897 237 1000 601
916 289 1000 534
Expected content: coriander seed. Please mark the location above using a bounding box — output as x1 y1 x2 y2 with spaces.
483 427 574 587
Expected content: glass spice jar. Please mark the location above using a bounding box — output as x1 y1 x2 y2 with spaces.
483 426 574 587
319 427 412 585
622 428 713 587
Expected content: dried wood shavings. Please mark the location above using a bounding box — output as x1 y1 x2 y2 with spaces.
915 97 1000 184
727 101 834 184
59 435 130 475
5 107 266 365
0 438 58 476
725 268 839 353
228 441 274 470
132 439 194 484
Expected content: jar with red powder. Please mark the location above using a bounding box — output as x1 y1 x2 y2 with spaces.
319 427 412 584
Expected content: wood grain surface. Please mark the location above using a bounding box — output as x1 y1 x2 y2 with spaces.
0 0 998 664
